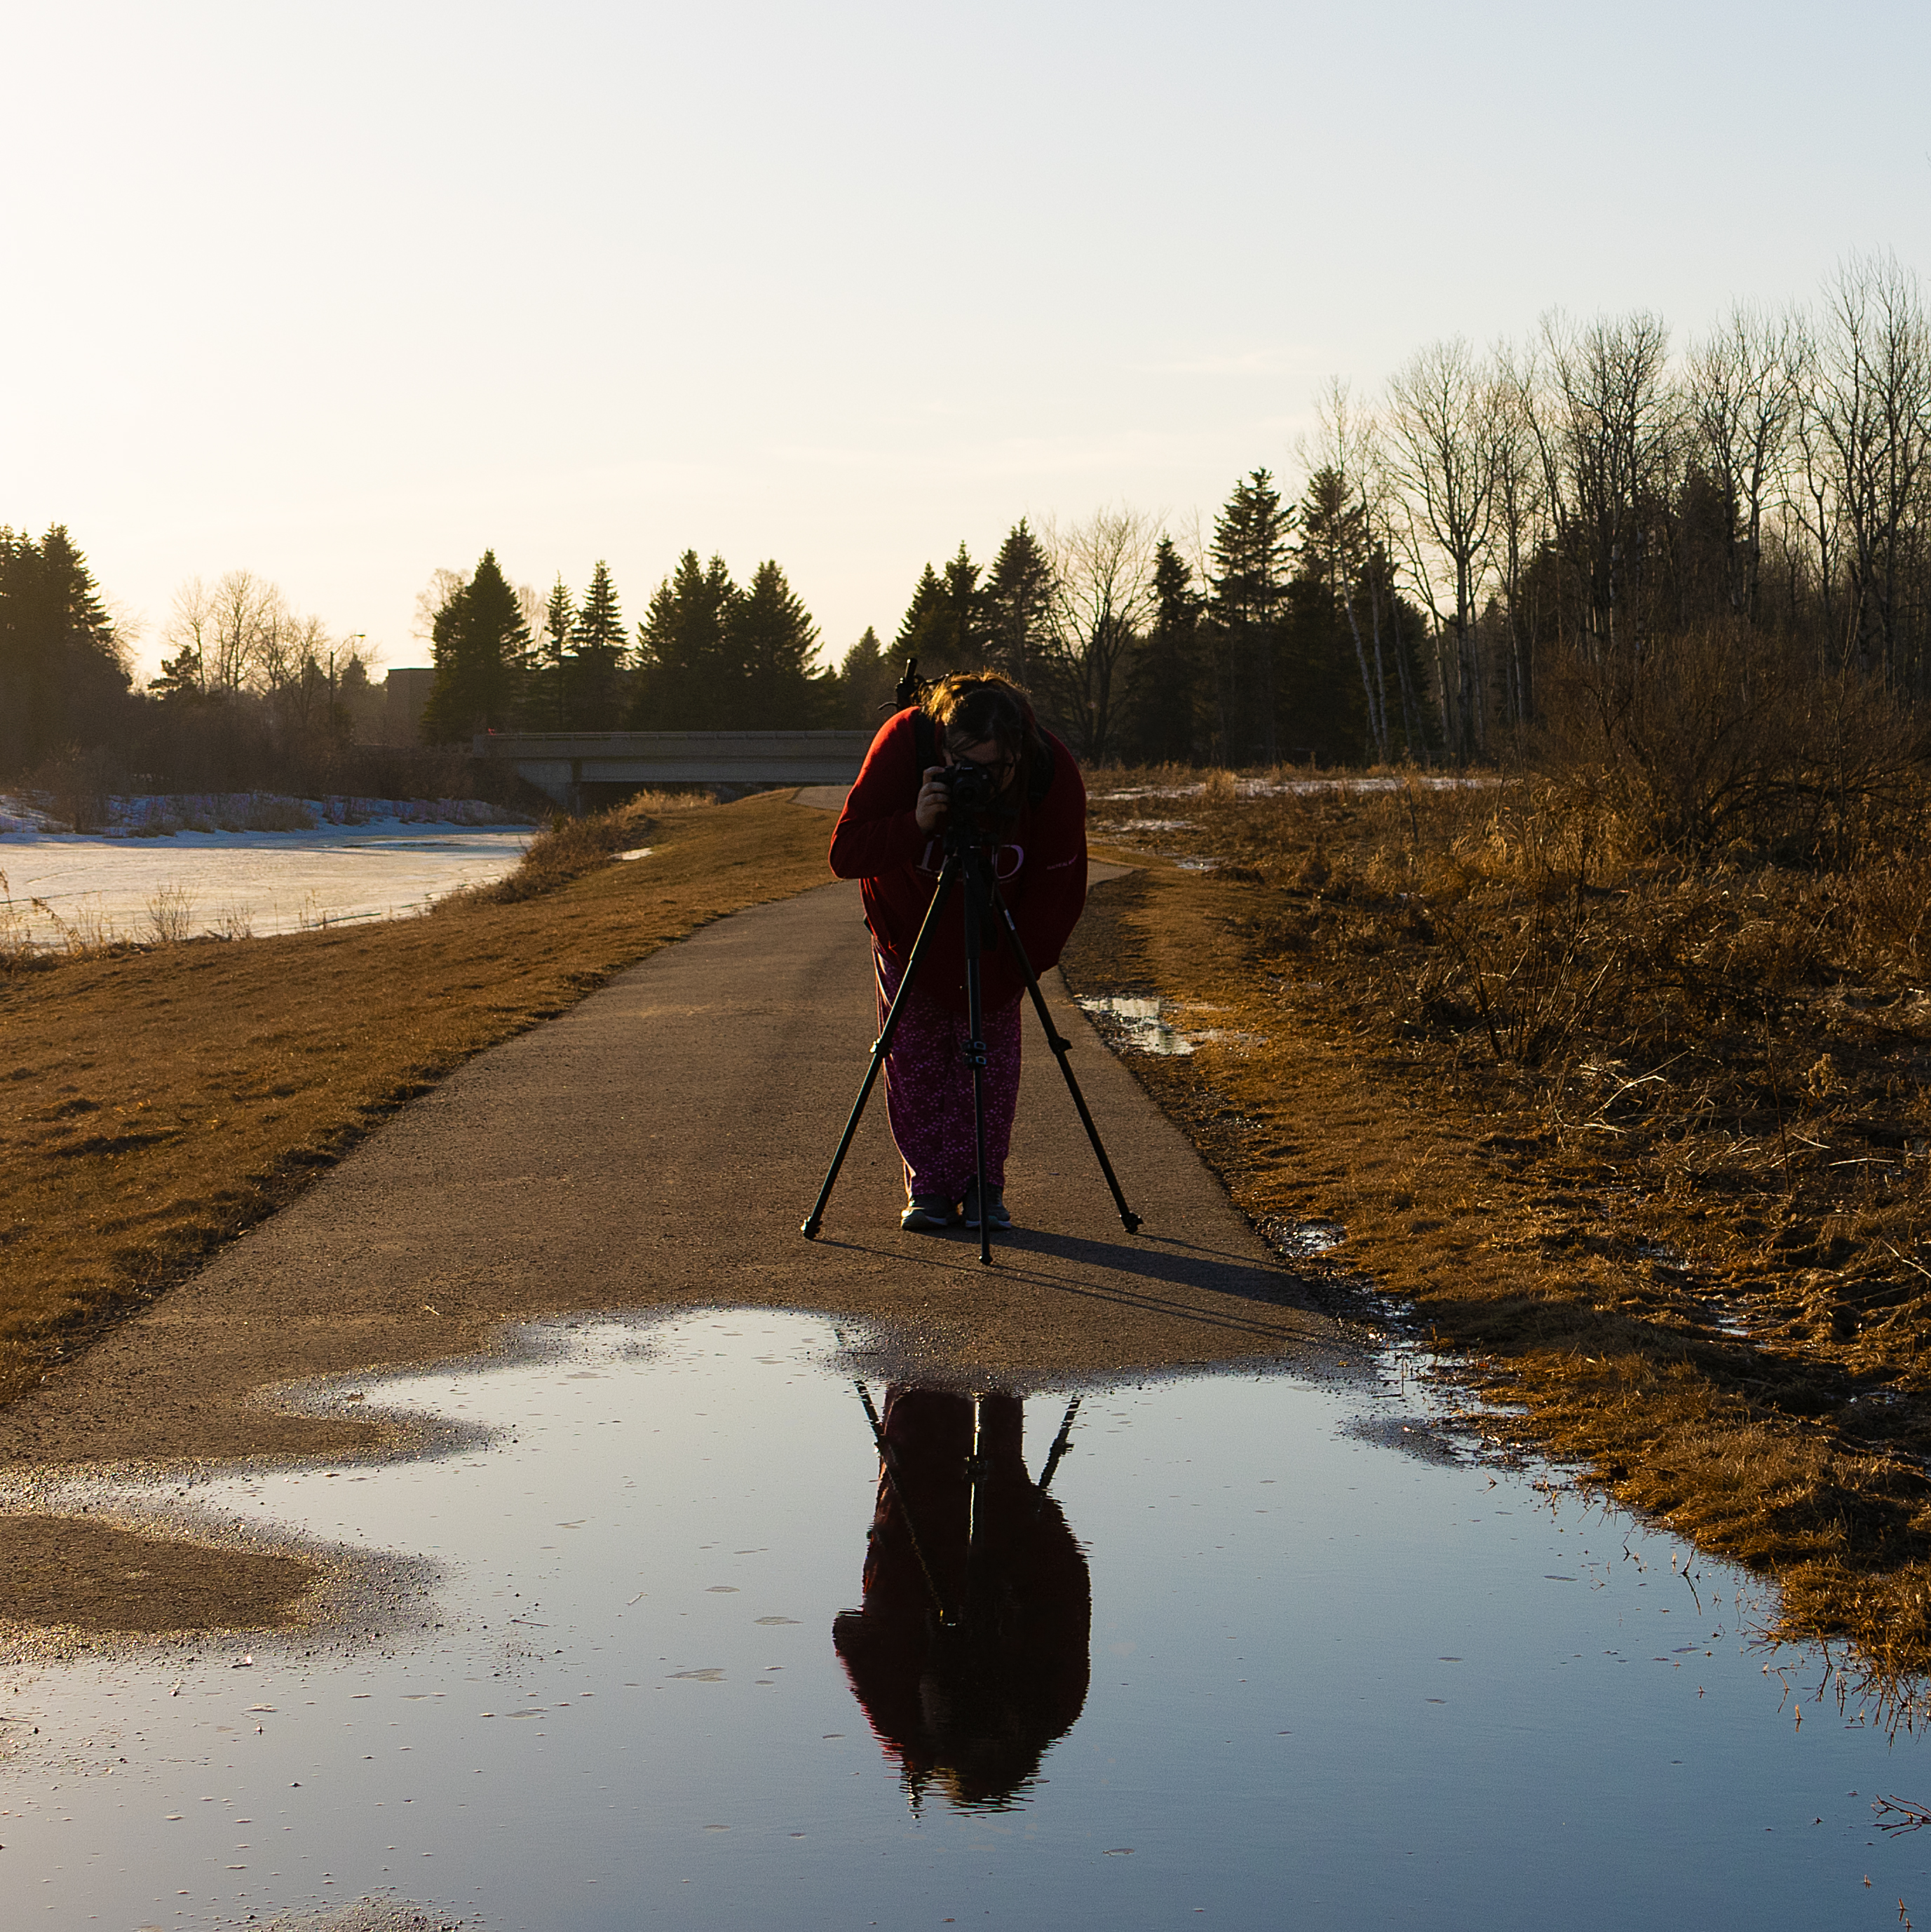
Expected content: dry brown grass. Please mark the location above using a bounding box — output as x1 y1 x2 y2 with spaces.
1072 766 1931 1668
0 790 823 1405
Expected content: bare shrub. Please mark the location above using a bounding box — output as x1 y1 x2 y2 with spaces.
1828 850 1931 980
144 884 196 945
240 794 318 832
29 747 118 833
468 798 660 907
30 897 119 955
126 798 180 837
0 871 29 965
623 787 717 814
1533 623 1930 859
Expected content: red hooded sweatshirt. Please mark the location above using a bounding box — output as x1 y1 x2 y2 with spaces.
827 708 1088 1013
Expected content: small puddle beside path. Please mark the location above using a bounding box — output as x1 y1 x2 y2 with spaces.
4 1311 1929 1930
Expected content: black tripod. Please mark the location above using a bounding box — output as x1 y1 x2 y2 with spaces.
801 811 1141 1264
849 1383 1084 1628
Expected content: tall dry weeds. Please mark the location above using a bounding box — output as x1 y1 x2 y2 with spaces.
1081 736 1931 1666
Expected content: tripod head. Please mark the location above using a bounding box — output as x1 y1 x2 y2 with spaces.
895 654 928 712
933 750 1020 867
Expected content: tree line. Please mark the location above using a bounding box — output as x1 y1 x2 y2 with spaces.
1348 249 1931 767
8 247 1929 797
417 506 1437 769
0 536 445 804
419 551 837 742
877 248 1931 771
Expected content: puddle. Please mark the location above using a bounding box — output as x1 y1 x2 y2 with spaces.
1093 776 1502 803
1073 994 1194 1055
1260 1215 1347 1260
1074 995 1267 1059
5 1311 1931 1930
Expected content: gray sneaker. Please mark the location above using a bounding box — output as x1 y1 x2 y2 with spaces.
900 1195 956 1233
961 1180 1012 1231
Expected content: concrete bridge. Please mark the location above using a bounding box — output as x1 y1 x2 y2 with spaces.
473 729 872 809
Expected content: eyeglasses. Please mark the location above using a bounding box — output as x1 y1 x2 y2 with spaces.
945 744 1017 775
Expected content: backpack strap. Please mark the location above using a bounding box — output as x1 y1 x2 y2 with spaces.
1027 734 1055 806
912 710 937 780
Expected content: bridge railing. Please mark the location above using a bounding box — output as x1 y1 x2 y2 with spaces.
473 729 874 806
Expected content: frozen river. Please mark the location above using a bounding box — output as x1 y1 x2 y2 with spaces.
0 820 533 947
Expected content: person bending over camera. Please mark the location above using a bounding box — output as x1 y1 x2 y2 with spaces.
828 672 1088 1233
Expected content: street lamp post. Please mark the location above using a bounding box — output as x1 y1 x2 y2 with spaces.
330 633 367 714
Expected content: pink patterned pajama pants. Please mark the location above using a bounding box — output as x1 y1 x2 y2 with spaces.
873 947 1022 1203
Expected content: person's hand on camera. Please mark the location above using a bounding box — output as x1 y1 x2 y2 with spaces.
914 764 951 832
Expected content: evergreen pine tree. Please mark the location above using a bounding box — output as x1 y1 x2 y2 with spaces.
893 543 990 679
984 520 1054 687
569 560 628 729
628 552 738 728
419 550 531 743
837 625 898 726
941 543 994 670
149 642 208 703
521 577 575 729
1119 536 1205 764
1293 466 1377 761
893 562 947 673
732 560 822 727
0 524 131 773
1210 471 1293 765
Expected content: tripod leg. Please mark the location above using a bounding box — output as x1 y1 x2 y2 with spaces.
1034 1393 1083 1504
801 856 962 1238
989 884 1143 1235
961 856 994 1266
852 1382 952 1625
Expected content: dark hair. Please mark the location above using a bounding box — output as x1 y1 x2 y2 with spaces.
922 671 1040 763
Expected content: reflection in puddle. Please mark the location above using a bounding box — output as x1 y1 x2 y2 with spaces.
1074 993 1266 1058
1075 993 1194 1054
4 1311 1931 1931
834 1387 1089 1811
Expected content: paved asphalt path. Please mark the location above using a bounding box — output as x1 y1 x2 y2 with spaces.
0 867 1350 1473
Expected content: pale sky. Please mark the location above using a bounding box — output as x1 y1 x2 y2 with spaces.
4 0 1926 682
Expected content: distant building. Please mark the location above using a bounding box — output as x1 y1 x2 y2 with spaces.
380 668 437 746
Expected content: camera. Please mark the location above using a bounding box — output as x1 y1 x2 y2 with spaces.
935 760 997 812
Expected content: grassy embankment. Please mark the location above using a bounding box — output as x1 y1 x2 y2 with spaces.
1064 769 1931 1672
0 790 830 1407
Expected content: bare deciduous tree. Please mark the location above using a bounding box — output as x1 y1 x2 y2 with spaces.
1530 310 1680 663
412 568 468 649
1805 251 1931 683
205 569 290 693
1384 342 1498 759
1040 507 1159 764
158 576 216 694
1686 304 1801 626
1488 344 1547 727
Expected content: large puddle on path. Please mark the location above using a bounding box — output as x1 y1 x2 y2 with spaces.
7 1311 1931 1930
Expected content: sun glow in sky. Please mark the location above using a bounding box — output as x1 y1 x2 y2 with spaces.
5 0 1926 681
